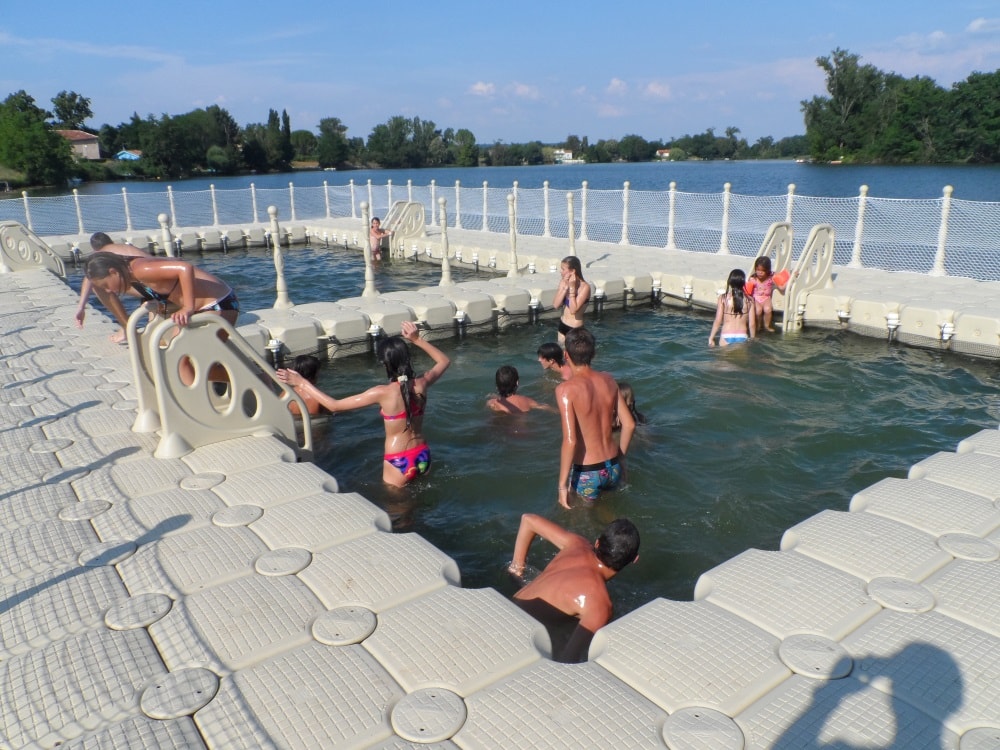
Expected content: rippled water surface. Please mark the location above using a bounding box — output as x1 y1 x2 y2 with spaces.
68 247 1000 618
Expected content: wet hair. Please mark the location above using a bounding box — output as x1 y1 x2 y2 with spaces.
596 519 640 571
84 251 131 281
290 354 320 384
376 335 417 427
616 382 646 426
495 365 519 397
753 256 773 276
90 232 113 251
563 327 595 367
726 269 748 315
371 217 381 226
536 342 564 365
561 255 585 281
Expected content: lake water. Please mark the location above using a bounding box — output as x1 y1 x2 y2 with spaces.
54 160 1000 202
65 247 1000 618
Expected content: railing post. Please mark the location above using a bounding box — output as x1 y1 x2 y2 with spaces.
930 185 953 277
567 191 576 256
167 186 178 228
849 184 868 268
210 184 219 226
429 180 437 226
360 201 377 298
543 181 551 237
439 197 453 286
387 179 393 210
349 179 356 218
269 206 293 308
507 193 519 278
785 183 796 224
122 187 133 233
619 181 630 245
251 183 259 224
481 181 489 232
20 192 32 231
454 180 462 229
289 182 297 222
512 180 519 217
407 179 413 202
367 180 374 220
72 188 84 234
666 181 677 250
323 180 331 219
580 180 589 241
719 182 731 255
158 213 175 257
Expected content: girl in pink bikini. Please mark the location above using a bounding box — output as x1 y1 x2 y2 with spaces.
276 320 450 487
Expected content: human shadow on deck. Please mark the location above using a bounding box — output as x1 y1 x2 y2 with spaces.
0 399 101 436
0 445 140 502
0 514 193 618
771 642 962 749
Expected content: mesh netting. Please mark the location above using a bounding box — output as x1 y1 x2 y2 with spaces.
15 180 1000 281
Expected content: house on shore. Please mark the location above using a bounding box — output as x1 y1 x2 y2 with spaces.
55 130 101 160
115 149 142 161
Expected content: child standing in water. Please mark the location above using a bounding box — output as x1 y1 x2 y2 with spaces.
488 365 555 414
369 217 392 261
709 269 756 347
745 256 790 332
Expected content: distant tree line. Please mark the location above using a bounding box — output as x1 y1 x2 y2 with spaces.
803 48 1000 163
9 49 999 189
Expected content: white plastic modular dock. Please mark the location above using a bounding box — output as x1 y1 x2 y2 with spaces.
2 265 1000 748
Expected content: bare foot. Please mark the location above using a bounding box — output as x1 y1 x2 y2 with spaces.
765 326 776 332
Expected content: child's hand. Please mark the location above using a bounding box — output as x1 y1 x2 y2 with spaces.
401 320 420 341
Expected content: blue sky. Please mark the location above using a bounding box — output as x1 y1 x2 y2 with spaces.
4 1 999 145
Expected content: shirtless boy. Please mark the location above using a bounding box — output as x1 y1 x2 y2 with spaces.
75 232 150 342
509 513 639 662
488 365 555 414
536 342 573 381
556 327 635 508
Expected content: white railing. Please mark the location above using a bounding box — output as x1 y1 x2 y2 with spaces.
4 180 999 281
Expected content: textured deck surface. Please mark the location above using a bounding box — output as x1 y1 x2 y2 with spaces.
1 265 999 748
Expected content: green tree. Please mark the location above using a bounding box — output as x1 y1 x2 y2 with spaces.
317 117 349 168
452 128 478 166
51 90 93 129
290 129 318 160
0 90 72 185
949 70 1000 163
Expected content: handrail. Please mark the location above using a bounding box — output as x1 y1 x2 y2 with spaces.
783 224 835 333
139 313 313 459
0 221 66 277
125 303 166 433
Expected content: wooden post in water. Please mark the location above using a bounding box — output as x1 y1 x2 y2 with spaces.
269 206 294 308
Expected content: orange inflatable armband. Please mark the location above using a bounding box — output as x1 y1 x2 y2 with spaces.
774 269 791 289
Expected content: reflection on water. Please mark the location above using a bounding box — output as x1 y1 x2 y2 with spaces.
66 247 1000 620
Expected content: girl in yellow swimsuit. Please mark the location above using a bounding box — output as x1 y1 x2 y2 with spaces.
276 320 450 487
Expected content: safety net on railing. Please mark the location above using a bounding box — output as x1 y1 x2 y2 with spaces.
15 180 1000 282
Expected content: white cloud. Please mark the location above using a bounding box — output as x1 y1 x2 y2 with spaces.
644 81 672 100
597 103 624 117
967 17 1000 34
468 81 496 97
509 82 540 100
606 77 628 96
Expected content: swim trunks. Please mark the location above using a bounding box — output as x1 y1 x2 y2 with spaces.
570 455 622 501
721 333 749 344
385 443 431 482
